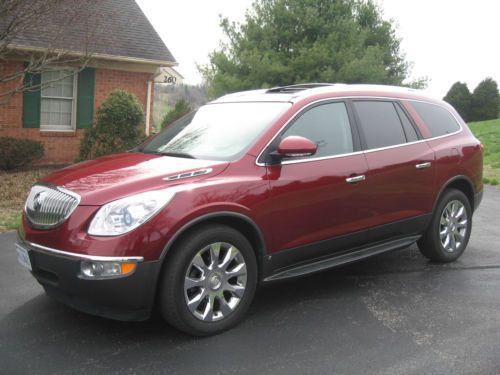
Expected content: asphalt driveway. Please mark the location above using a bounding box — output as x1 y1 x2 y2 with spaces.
1 187 499 374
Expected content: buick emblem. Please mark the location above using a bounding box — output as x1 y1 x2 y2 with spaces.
33 191 47 212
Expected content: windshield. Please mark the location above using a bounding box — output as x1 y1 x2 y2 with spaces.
140 102 291 161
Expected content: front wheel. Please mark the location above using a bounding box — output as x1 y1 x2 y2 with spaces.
158 224 257 336
418 188 472 262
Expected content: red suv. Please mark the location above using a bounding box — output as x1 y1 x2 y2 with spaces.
17 84 483 335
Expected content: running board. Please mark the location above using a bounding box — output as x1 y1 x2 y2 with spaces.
263 235 421 282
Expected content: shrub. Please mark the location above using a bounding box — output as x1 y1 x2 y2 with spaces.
79 90 144 160
491 179 498 186
470 78 500 121
443 82 472 122
161 99 192 129
0 137 44 170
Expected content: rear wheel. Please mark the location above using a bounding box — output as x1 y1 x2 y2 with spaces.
418 188 472 262
159 224 257 336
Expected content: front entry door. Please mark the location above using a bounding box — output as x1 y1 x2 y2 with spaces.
263 101 371 267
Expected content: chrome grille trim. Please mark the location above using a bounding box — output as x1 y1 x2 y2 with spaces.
17 238 143 262
24 183 80 229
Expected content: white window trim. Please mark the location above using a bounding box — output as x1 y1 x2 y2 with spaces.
40 68 78 132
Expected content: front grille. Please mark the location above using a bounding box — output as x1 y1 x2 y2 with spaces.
25 184 80 229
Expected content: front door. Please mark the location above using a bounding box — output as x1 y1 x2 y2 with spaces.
263 101 371 265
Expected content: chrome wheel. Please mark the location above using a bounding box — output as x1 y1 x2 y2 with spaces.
439 200 468 253
184 242 247 322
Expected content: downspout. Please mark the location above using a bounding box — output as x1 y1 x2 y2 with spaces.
145 80 152 136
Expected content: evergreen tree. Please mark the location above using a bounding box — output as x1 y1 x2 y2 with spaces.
200 0 422 98
443 82 472 122
470 78 500 121
161 99 193 129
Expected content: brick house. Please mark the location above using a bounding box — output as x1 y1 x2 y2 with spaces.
0 0 176 164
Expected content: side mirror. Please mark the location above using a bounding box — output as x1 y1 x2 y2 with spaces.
275 136 317 158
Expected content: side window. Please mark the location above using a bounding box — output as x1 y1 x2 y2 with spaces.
353 101 407 149
395 103 419 142
410 101 460 137
282 102 353 158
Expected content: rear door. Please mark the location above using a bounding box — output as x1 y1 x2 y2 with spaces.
351 100 436 241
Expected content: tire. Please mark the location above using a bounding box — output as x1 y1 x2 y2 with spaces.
418 188 472 262
158 224 258 336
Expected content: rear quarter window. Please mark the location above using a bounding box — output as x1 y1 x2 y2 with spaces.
410 101 460 138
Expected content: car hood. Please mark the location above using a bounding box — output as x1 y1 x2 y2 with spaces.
41 152 229 205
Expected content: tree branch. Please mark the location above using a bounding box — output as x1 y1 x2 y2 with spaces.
0 0 98 101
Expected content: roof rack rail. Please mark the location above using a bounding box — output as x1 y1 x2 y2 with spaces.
266 83 337 93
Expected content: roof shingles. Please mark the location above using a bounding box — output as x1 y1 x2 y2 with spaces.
9 0 176 64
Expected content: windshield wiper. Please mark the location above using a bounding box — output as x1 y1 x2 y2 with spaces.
156 151 197 159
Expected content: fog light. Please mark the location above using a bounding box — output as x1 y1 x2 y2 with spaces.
80 260 137 279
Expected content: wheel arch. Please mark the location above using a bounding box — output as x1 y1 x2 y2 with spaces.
433 175 475 213
158 212 267 281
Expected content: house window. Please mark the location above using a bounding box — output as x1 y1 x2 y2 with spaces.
40 70 77 131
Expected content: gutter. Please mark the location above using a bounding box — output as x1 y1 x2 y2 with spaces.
9 44 178 67
146 80 152 136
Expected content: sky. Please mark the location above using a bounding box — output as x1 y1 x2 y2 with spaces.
136 0 500 98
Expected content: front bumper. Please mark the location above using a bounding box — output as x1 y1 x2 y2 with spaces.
17 239 161 321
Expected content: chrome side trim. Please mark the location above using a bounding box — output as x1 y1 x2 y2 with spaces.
162 168 213 181
274 150 365 165
255 96 464 167
19 240 143 263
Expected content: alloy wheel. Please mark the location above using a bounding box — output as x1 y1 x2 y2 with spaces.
439 200 468 253
184 242 247 322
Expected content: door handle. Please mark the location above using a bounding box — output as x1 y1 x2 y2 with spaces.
415 162 432 170
346 175 366 184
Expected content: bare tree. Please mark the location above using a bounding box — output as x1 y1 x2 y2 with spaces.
0 0 98 101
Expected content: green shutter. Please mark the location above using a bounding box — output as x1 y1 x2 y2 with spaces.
22 66 41 128
77 67 95 128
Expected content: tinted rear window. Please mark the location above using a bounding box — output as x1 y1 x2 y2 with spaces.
353 101 407 149
411 101 460 137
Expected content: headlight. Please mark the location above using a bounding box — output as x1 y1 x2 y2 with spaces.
88 190 175 236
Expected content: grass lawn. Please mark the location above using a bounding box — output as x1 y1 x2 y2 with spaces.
469 118 500 185
0 167 60 232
